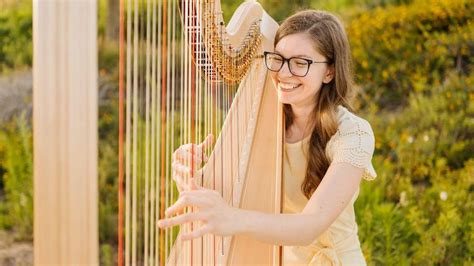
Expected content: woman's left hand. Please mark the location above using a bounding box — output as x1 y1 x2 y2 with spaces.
157 178 241 241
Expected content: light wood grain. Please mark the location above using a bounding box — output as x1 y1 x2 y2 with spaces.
33 0 98 264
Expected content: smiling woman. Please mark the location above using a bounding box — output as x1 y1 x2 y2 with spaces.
159 10 377 266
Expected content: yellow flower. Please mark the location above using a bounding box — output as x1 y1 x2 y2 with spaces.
376 141 382 149
389 141 396 149
362 60 368 69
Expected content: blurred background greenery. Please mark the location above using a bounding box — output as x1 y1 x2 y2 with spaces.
0 0 472 265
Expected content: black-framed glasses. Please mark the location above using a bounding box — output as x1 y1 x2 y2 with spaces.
263 51 330 77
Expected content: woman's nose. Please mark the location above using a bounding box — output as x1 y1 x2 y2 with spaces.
278 61 293 78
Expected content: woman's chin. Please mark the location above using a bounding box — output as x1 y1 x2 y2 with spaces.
277 90 297 105
277 96 296 105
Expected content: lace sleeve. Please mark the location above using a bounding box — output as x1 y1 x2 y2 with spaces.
331 118 377 181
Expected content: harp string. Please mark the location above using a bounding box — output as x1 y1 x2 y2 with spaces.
124 0 132 263
149 0 157 263
144 0 151 263
131 0 138 264
165 0 173 261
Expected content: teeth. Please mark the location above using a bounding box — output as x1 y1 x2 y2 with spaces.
279 83 300 89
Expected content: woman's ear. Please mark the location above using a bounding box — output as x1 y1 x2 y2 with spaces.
323 65 335 84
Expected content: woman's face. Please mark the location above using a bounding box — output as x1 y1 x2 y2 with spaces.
269 33 334 109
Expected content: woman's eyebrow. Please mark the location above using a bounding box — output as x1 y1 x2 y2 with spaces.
273 50 312 58
292 54 313 58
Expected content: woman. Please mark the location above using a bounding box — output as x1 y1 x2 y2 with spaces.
158 10 377 265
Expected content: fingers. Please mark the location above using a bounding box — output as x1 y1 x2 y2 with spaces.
157 212 203 228
198 134 214 151
179 189 217 198
173 173 186 192
157 216 212 241
165 194 209 217
172 134 214 164
172 162 203 177
180 224 212 241
172 162 192 177
173 147 206 165
188 177 203 190
172 164 204 193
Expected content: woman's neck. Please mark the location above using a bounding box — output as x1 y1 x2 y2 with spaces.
293 103 315 127
287 104 315 141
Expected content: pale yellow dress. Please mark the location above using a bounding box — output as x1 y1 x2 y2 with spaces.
283 105 377 266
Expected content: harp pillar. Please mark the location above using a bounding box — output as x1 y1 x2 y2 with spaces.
33 0 98 264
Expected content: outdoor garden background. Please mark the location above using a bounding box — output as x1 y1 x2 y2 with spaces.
0 0 472 265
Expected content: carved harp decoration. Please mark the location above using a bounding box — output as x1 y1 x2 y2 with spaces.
118 0 283 265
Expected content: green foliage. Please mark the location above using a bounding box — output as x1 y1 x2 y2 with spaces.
222 0 309 24
356 71 474 265
312 0 412 15
0 113 33 240
0 1 32 74
348 0 474 108
99 0 108 40
349 1 474 264
97 79 120 254
100 243 115 266
99 41 120 78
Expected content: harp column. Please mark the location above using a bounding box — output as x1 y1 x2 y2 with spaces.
33 0 98 264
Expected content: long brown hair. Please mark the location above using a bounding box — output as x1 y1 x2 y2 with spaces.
276 10 355 199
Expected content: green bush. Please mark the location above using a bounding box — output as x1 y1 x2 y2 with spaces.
100 243 115 266
357 71 474 265
0 113 33 240
98 81 119 250
348 0 474 108
0 1 32 74
348 1 474 264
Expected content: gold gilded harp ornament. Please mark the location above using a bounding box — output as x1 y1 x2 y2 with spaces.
118 0 282 265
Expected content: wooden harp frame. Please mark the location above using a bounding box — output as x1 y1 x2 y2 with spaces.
33 0 99 264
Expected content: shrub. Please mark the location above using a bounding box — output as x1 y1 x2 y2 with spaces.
0 113 33 240
357 72 474 265
0 1 32 74
348 0 474 109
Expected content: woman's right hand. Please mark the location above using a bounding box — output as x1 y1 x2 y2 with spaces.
172 134 214 192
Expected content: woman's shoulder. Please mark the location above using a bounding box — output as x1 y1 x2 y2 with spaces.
335 105 374 137
327 105 377 180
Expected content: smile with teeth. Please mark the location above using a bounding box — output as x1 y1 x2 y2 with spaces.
278 82 301 91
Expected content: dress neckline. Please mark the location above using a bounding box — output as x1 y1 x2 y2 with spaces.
285 134 311 147
284 105 348 147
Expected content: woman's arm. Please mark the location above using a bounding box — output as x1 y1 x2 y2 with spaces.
158 162 364 246
237 162 363 246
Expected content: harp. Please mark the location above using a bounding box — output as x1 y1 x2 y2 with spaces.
118 0 283 264
33 0 282 264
